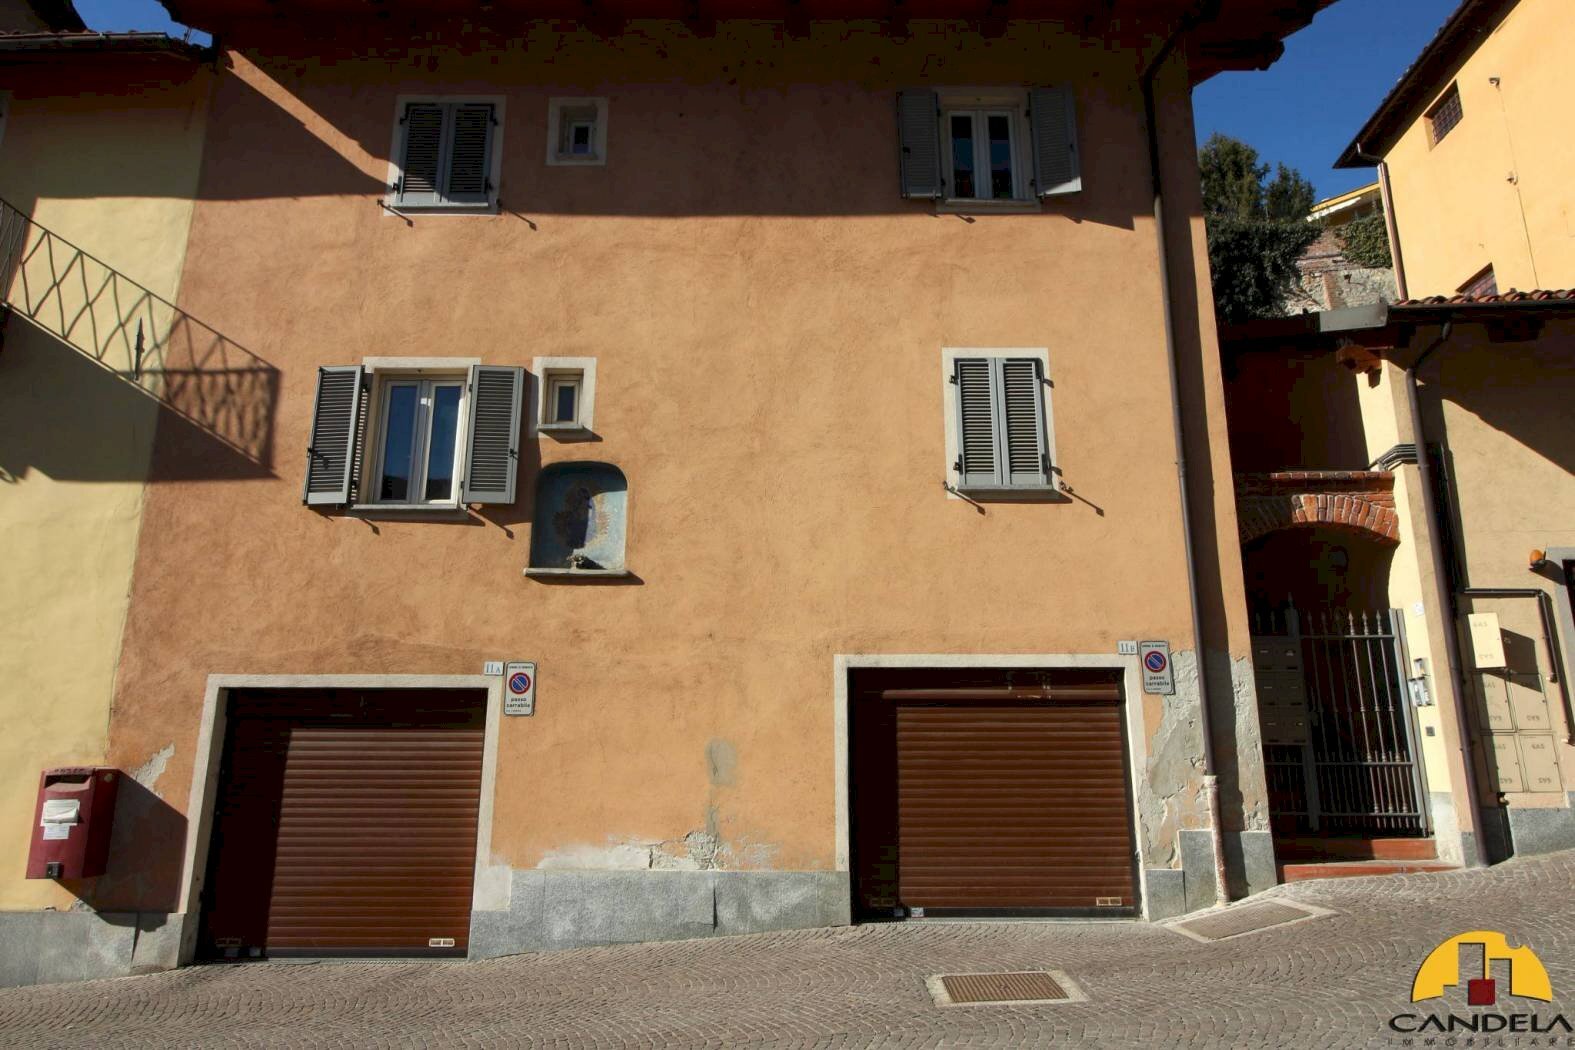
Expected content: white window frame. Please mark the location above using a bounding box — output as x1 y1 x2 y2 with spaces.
356 357 480 510
940 347 1061 500
545 97 608 167
383 95 505 215
529 356 597 435
935 89 1037 210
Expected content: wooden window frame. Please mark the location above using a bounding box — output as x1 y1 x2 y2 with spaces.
364 372 472 509
384 95 505 214
934 89 1037 210
942 108 1025 203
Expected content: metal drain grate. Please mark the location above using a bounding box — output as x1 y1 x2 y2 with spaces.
1169 900 1328 943
929 970 1086 1007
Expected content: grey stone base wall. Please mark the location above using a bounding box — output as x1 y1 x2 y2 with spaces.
469 870 851 960
1146 829 1277 921
1507 795 1575 858
0 909 181 988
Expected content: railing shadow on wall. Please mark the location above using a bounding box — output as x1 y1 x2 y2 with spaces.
0 198 278 479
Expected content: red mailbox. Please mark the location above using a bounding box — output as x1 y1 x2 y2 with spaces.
25 767 119 880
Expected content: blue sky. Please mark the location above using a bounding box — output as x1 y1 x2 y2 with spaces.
1194 0 1460 200
79 0 1456 200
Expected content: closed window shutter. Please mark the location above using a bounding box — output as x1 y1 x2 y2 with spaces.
1029 87 1080 197
1000 358 1049 487
303 365 363 505
445 103 494 204
897 90 942 199
954 358 1002 489
462 364 523 504
398 103 445 205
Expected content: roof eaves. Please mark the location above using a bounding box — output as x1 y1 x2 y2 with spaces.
0 31 206 60
1333 0 1517 169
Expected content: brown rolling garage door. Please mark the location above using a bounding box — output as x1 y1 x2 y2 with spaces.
852 672 1137 917
199 689 486 958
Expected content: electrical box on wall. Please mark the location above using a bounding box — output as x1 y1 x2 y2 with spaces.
26 767 119 880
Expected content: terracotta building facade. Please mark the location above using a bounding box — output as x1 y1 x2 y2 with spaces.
2 1 1335 983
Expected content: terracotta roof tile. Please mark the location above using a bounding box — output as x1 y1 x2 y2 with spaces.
1396 288 1575 307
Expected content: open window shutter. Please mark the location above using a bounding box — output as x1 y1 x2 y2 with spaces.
1000 358 1049 487
398 103 445 205
954 358 1002 489
445 103 494 204
1029 86 1080 196
897 90 942 199
303 365 363 506
462 364 523 504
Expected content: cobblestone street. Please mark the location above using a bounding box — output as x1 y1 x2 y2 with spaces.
3 852 1574 1049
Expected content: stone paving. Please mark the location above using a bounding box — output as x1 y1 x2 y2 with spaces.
4 851 1575 1048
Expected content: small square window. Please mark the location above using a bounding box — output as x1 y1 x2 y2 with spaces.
546 373 581 425
547 98 608 166
532 358 597 434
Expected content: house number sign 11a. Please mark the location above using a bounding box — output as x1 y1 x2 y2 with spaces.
505 662 536 716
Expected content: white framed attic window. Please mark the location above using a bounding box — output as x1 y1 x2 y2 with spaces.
530 356 598 434
546 97 608 166
302 358 525 510
385 96 505 212
898 86 1080 207
941 347 1062 500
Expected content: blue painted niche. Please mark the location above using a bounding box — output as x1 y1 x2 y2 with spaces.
528 462 629 574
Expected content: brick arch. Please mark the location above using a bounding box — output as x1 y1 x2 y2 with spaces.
1234 472 1400 547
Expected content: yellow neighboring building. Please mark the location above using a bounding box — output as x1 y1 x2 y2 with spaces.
0 19 211 983
1336 0 1575 299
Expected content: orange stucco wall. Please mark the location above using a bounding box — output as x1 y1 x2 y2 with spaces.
99 20 1250 911
1383 0 1575 297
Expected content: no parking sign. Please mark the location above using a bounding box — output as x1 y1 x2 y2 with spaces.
1139 642 1174 695
505 661 536 716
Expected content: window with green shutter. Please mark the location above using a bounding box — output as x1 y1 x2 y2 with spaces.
391 99 501 210
949 354 1055 496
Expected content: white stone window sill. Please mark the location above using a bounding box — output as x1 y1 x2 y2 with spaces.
382 199 499 216
349 503 470 520
524 567 631 578
953 485 1070 502
938 197 1042 214
537 422 588 433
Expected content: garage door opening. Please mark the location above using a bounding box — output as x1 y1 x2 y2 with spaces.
197 688 488 959
849 667 1138 920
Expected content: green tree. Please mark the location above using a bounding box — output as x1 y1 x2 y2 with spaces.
1198 134 1321 323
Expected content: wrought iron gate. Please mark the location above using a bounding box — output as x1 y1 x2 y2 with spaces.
1251 606 1430 836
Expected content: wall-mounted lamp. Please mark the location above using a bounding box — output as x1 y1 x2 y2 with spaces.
1531 548 1548 570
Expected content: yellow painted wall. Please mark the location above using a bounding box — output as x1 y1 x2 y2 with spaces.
0 64 210 909
1384 0 1575 296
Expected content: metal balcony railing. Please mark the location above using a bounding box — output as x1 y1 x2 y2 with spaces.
0 197 277 467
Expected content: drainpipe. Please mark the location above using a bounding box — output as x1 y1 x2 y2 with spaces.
1402 323 1489 865
1142 1 1230 907
1352 143 1409 302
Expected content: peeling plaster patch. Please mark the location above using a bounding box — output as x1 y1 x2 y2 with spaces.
705 739 737 787
536 843 660 870
129 743 175 795
1138 649 1206 868
1228 653 1270 832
